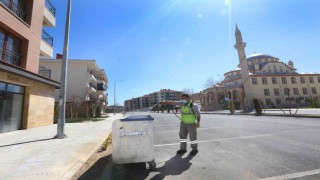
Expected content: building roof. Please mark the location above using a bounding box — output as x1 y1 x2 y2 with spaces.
247 53 275 61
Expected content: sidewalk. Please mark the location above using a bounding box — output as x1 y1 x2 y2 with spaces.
0 114 123 180
200 108 320 118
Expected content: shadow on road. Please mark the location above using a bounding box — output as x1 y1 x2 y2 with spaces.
79 153 195 180
78 154 150 180
150 154 195 180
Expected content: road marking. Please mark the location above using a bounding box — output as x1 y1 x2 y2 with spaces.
154 126 229 133
154 124 180 127
259 169 320 180
154 133 276 147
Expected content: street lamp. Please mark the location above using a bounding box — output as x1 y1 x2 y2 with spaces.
114 80 123 115
56 0 72 139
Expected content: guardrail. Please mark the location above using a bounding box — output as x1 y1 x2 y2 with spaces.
38 65 52 79
45 0 56 16
0 0 27 21
42 29 54 46
0 47 22 66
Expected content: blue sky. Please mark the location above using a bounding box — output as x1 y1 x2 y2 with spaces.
48 0 320 105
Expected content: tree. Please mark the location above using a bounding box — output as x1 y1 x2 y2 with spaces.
183 88 194 97
253 98 263 116
203 78 217 89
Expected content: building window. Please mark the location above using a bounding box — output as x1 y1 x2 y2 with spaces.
318 77 320 83
293 88 299 95
276 98 282 105
252 78 258 85
284 88 290 96
274 88 280 96
272 77 278 84
300 77 306 84
311 87 317 95
262 78 268 85
280 67 283 73
0 29 22 67
264 89 270 96
302 88 308 95
291 77 296 84
309 77 314 83
281 77 287 84
266 99 272 106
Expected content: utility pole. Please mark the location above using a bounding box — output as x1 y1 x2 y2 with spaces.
56 0 72 139
114 80 123 115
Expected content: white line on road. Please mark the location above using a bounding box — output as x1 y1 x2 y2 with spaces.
154 126 229 133
259 169 320 180
154 133 276 147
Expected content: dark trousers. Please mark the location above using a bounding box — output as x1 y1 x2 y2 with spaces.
179 121 198 150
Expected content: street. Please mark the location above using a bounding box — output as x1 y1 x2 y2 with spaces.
82 113 320 180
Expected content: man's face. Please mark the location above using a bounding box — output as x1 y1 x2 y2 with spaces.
182 96 190 102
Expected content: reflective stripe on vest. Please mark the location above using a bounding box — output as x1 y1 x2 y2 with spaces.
180 101 196 124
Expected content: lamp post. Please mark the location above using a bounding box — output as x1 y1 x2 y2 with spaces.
114 80 123 115
56 0 72 139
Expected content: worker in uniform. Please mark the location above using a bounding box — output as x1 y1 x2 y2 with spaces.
165 94 201 155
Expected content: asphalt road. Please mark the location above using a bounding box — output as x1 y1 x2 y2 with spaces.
83 113 320 180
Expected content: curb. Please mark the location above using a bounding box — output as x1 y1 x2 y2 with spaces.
61 131 111 180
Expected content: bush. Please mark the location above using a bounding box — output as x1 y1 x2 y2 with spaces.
253 98 262 116
95 105 102 118
311 98 320 108
229 101 235 115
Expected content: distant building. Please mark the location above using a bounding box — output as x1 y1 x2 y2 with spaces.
199 25 320 111
124 89 183 111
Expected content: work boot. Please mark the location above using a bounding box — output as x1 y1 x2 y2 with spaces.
190 149 198 155
176 149 187 154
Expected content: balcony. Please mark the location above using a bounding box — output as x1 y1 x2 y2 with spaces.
38 65 51 79
40 30 54 57
0 0 27 22
43 0 56 27
0 47 22 67
88 72 98 82
87 83 97 93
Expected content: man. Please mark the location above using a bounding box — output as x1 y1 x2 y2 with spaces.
165 94 201 155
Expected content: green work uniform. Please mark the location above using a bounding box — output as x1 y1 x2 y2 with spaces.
179 101 198 150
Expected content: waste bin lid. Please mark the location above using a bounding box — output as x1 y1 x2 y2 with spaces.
121 115 154 122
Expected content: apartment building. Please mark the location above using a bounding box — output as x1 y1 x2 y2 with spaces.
40 57 108 113
199 26 320 111
125 89 183 111
0 0 59 133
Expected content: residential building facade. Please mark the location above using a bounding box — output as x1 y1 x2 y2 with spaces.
199 25 320 111
39 57 108 110
0 0 59 133
125 89 183 111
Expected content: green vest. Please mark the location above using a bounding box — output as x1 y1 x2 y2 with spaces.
180 101 196 124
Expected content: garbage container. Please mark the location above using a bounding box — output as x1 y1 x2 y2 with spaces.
112 115 156 170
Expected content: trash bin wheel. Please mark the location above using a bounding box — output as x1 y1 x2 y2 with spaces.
148 161 156 171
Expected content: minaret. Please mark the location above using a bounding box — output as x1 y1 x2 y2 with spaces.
234 24 249 81
234 25 252 109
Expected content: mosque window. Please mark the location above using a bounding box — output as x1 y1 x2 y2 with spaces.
309 77 314 83
281 77 287 84
252 78 258 85
262 78 268 85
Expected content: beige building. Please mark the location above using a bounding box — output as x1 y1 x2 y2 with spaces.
0 0 59 133
199 25 320 111
40 57 108 110
125 89 183 111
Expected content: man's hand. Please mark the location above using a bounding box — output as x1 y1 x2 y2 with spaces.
195 123 200 128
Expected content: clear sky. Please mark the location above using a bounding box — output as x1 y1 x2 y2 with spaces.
48 0 320 105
